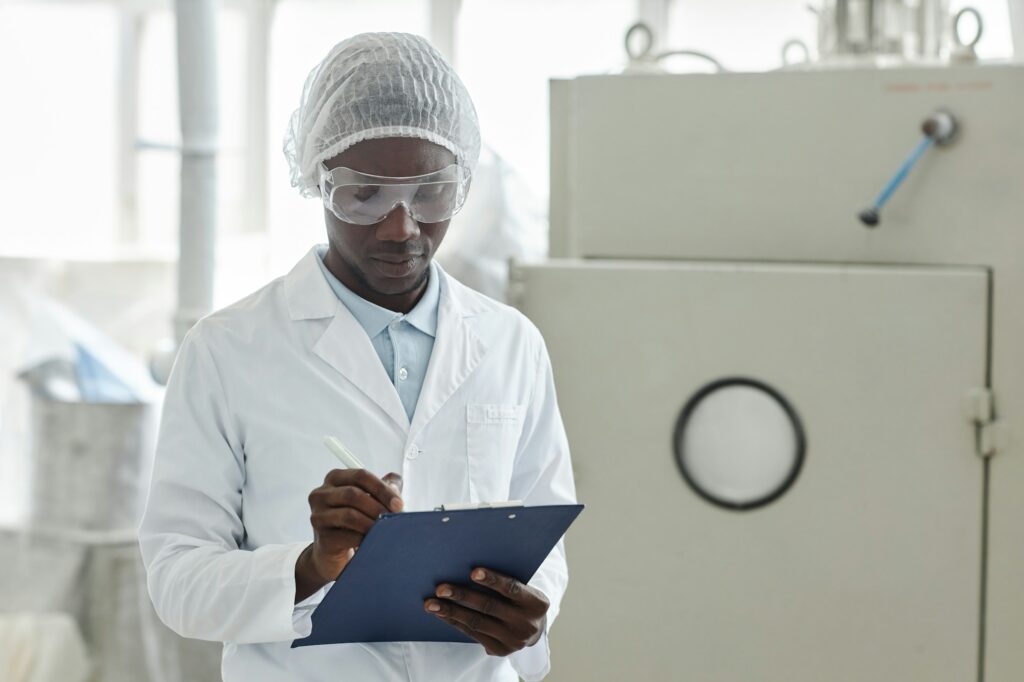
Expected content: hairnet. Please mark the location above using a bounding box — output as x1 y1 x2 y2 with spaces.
284 32 481 198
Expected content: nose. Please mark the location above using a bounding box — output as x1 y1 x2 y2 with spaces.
374 203 420 242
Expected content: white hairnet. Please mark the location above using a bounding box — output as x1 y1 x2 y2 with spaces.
284 32 481 198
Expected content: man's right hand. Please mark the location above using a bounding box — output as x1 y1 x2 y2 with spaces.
295 469 403 602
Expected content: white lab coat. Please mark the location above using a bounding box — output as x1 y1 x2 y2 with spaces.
139 246 576 682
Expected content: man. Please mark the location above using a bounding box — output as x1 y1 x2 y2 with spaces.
139 32 576 682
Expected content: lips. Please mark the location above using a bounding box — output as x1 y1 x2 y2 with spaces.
370 255 420 278
372 254 422 264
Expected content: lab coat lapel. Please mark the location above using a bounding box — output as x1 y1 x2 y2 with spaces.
408 271 487 442
313 313 410 432
285 248 410 433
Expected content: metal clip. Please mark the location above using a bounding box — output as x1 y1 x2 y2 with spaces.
435 500 524 512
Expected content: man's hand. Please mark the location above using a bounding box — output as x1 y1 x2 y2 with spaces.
425 568 549 657
295 469 403 602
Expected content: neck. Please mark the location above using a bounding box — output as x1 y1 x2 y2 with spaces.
323 248 428 314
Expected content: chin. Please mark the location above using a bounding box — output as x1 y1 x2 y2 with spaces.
370 279 420 297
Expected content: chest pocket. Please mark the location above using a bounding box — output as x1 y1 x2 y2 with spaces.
466 404 526 503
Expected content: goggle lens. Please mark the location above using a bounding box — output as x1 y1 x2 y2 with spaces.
319 165 468 225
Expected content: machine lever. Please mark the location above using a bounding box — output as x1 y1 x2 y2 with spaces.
858 110 958 227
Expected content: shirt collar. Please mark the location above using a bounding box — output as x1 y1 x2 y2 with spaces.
315 245 440 339
404 261 440 336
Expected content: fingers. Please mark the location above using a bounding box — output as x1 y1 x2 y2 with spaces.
437 616 510 657
310 506 377 535
432 583 512 621
313 485 389 520
470 568 547 609
424 598 504 640
425 572 549 655
323 469 403 512
382 472 404 495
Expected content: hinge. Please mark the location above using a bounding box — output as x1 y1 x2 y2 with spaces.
963 388 1006 458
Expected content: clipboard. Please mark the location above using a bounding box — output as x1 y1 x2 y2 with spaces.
292 503 584 647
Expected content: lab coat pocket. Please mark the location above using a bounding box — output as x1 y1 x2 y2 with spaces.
466 404 526 503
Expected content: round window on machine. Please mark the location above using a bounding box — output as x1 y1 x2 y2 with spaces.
673 378 806 511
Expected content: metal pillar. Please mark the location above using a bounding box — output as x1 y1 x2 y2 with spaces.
173 0 219 343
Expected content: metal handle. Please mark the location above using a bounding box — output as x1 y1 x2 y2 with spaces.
858 110 958 228
953 7 984 50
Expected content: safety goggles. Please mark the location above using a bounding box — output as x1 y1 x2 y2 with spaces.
318 163 470 225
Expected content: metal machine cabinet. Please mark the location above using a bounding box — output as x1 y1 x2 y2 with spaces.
517 64 1024 681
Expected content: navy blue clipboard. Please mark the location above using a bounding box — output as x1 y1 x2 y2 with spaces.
292 503 583 647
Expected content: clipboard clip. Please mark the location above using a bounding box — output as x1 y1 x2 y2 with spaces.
435 500 524 512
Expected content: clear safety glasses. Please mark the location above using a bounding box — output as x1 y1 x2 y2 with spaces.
318 163 470 225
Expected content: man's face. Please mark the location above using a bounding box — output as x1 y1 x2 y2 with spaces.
321 137 456 305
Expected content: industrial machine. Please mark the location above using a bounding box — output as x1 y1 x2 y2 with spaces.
511 63 1024 681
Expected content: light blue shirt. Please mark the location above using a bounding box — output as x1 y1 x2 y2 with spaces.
315 246 439 421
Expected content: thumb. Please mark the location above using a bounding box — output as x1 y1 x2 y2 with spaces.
382 472 404 495
338 547 356 573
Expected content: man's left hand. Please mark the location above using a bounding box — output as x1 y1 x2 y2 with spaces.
425 568 549 656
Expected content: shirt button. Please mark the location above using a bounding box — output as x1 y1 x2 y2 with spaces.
389 319 401 331
398 367 409 381
405 445 419 460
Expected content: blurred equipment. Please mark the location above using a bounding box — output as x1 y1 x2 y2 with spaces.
0 529 222 682
784 0 986 67
436 144 547 302
622 21 726 73
1012 0 1024 56
949 6 984 62
16 296 158 531
518 60 1024 681
0 613 90 682
817 0 951 60
1 295 221 681
151 0 221 385
19 296 160 405
172 0 219 345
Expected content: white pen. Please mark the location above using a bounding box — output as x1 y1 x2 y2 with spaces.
323 436 366 470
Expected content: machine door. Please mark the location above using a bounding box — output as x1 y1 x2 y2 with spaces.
513 260 988 682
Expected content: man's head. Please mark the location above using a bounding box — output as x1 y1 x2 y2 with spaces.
284 32 479 309
286 33 481 307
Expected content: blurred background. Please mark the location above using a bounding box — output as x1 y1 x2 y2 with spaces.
1 0 1023 680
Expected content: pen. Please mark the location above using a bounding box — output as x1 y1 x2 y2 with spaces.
323 436 366 470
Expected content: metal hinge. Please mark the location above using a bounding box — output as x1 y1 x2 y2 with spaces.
963 388 1007 458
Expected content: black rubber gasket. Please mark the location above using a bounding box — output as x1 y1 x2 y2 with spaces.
672 377 806 512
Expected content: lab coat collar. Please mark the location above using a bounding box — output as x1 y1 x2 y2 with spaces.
286 247 409 430
284 247 341 322
323 273 399 340
403 263 440 338
284 247 490 437
299 245 440 339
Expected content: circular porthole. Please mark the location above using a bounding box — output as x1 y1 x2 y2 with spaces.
673 378 806 511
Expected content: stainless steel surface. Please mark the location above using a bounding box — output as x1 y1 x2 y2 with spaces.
817 0 952 62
